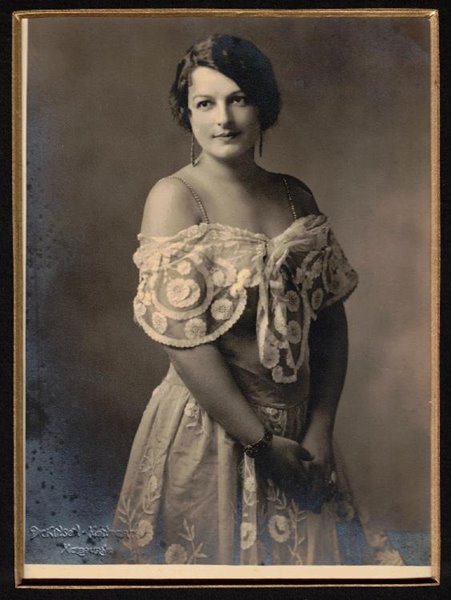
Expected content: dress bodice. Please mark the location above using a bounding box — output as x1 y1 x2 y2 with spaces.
133 214 358 385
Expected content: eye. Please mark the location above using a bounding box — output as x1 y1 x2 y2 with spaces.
231 95 249 106
196 99 212 110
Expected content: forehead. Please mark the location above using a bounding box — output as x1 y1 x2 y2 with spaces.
188 66 241 96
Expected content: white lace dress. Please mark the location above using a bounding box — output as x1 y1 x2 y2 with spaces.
111 214 403 566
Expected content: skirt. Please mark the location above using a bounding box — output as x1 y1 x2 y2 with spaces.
111 364 404 566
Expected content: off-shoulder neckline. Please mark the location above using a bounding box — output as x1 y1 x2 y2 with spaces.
137 213 327 245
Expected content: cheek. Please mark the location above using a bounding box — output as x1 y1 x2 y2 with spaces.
245 119 261 139
242 108 260 133
190 120 211 145
190 114 213 135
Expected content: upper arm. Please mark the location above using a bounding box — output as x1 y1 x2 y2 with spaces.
283 174 321 217
309 301 348 362
140 177 201 238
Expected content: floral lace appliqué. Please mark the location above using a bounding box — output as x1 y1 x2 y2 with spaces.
133 217 358 384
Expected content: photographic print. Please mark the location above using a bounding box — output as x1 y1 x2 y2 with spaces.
14 8 438 584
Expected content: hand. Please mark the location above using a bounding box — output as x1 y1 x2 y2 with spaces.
301 431 336 512
255 435 313 496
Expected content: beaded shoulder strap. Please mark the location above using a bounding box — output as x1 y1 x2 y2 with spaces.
282 176 298 221
169 176 210 224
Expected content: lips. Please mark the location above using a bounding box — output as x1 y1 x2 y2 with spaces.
213 131 240 138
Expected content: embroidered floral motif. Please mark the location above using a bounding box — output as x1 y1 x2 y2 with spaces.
260 406 287 434
230 268 252 297
174 519 208 564
311 258 323 277
136 280 145 298
237 268 252 286
295 254 322 291
146 474 158 495
151 312 167 334
115 494 137 552
261 341 280 369
268 514 291 543
176 260 192 275
211 298 234 321
285 290 300 312
212 268 226 286
165 543 188 564
184 318 207 340
142 291 152 306
240 522 257 550
134 301 146 318
365 523 405 565
265 480 308 563
326 248 344 289
274 304 288 335
183 400 209 436
242 457 258 510
142 252 161 272
136 519 154 547
272 366 285 383
166 278 201 308
161 242 184 258
311 288 324 312
286 321 302 344
244 477 257 494
367 531 388 548
374 548 404 566
184 402 199 419
143 474 161 514
166 278 200 307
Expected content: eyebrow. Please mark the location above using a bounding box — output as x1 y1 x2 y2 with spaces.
192 90 245 100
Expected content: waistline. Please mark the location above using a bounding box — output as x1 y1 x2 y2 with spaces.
164 363 308 411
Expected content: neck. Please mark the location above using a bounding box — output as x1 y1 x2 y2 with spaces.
195 149 261 183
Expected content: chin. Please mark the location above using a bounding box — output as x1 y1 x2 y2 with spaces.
211 145 255 161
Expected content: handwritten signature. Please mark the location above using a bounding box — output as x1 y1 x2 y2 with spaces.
29 524 134 540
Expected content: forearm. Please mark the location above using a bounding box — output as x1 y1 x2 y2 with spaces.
306 301 348 441
164 343 265 446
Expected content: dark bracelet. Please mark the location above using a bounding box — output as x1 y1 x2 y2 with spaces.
243 428 273 458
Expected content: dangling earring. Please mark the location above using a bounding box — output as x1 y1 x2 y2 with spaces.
258 130 263 157
191 134 196 167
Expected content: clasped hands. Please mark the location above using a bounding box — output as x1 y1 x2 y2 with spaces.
255 434 336 513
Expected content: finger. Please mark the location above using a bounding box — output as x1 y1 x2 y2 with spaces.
297 445 313 461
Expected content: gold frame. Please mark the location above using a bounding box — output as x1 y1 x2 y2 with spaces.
12 7 440 588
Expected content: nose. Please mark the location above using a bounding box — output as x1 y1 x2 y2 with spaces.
215 101 232 126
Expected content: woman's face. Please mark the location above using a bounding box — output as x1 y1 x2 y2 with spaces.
187 66 260 162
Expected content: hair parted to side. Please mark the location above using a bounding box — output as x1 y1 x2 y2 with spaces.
169 34 281 132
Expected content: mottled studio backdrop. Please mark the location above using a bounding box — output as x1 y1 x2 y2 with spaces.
25 16 431 563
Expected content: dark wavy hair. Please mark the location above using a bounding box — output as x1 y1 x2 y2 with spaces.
169 34 281 132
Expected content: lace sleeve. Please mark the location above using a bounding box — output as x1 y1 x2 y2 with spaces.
132 230 252 347
292 226 358 319
314 229 358 312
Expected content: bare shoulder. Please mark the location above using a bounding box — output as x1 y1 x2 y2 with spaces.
140 176 202 238
282 174 321 217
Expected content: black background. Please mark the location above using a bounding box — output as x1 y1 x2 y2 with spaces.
1 0 450 597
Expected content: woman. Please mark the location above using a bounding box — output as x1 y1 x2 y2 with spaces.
112 34 400 566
